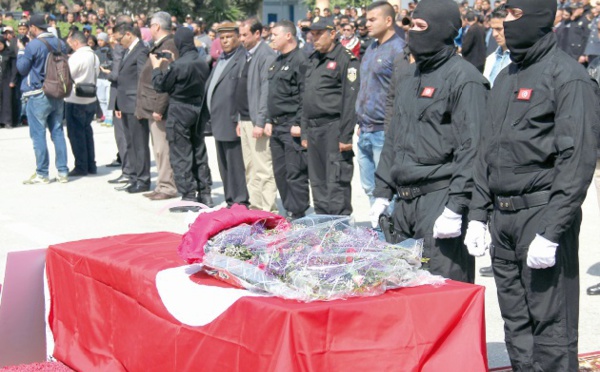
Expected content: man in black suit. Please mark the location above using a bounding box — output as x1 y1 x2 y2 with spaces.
112 23 151 193
461 11 487 72
204 22 249 207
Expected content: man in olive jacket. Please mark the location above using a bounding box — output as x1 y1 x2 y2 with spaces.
135 11 179 200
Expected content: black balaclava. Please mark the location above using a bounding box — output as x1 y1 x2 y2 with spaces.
408 0 461 71
503 0 557 64
174 27 196 56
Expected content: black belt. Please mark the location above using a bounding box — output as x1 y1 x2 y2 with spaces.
494 191 550 212
272 115 293 125
307 116 340 127
396 179 451 200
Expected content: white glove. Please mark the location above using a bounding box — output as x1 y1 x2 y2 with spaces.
369 198 390 228
464 221 489 257
527 234 558 269
432 207 463 239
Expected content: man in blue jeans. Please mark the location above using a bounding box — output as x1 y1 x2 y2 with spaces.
355 1 405 223
17 14 69 184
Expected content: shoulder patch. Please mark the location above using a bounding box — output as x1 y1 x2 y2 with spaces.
347 67 357 82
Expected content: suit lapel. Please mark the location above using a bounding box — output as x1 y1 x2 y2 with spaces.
120 42 140 71
215 47 243 87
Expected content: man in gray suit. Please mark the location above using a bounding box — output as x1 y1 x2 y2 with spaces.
113 22 151 193
238 18 278 212
205 22 250 207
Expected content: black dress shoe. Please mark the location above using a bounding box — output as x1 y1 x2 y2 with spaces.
126 183 151 194
587 283 600 296
106 159 122 167
479 266 493 277
108 175 130 184
68 169 88 177
115 182 134 191
170 205 201 213
198 193 214 208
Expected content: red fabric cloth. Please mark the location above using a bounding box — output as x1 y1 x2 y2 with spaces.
177 204 288 263
46 232 488 372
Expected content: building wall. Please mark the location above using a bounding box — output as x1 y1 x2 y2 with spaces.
263 0 307 23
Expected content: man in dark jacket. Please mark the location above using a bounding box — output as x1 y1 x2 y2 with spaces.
465 0 599 369
136 11 179 201
371 0 488 283
204 22 249 207
461 11 487 72
112 22 150 193
152 27 213 212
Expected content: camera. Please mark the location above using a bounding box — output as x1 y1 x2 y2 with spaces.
153 51 172 60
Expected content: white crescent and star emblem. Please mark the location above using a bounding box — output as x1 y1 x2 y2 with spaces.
517 88 533 101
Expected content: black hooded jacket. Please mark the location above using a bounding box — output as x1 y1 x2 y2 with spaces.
152 28 210 106
469 32 600 243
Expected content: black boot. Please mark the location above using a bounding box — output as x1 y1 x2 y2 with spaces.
587 283 600 296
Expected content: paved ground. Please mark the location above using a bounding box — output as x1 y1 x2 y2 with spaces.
0 122 599 368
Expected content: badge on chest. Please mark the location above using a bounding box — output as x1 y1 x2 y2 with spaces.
517 88 533 101
420 87 436 98
327 61 337 70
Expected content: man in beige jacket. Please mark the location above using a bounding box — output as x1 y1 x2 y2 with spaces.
135 11 179 200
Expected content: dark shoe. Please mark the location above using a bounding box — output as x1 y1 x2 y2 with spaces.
587 283 600 296
108 175 130 184
143 190 158 198
115 182 135 191
68 169 88 177
479 266 493 277
148 192 178 201
106 159 122 167
169 205 201 213
126 183 151 194
198 193 214 208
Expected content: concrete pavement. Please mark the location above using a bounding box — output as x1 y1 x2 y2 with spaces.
0 122 599 368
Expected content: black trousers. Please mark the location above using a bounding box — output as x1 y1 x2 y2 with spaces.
166 102 212 200
306 121 353 215
113 115 133 177
392 188 475 283
270 124 309 216
121 113 150 185
490 206 580 372
65 102 97 174
215 139 249 206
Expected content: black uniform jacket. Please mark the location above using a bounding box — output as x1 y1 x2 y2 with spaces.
469 33 600 243
266 46 308 126
301 42 360 143
374 50 489 215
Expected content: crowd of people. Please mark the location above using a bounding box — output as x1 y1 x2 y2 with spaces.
5 0 600 370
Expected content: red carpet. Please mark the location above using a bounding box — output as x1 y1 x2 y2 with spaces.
0 362 73 371
490 351 600 371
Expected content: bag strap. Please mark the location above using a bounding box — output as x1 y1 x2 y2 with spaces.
38 37 56 53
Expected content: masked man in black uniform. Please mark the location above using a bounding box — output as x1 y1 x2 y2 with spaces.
465 0 600 370
371 0 488 283
151 27 214 212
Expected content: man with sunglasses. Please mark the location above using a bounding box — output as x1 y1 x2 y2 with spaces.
466 0 599 369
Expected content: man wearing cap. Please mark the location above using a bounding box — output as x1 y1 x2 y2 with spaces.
301 18 360 215
204 22 250 207
371 0 488 283
17 14 70 184
238 18 277 212
465 0 599 369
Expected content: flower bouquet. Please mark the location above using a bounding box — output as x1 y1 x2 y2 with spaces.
196 212 444 302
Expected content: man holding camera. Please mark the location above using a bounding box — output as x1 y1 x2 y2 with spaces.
65 31 100 177
135 11 179 201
